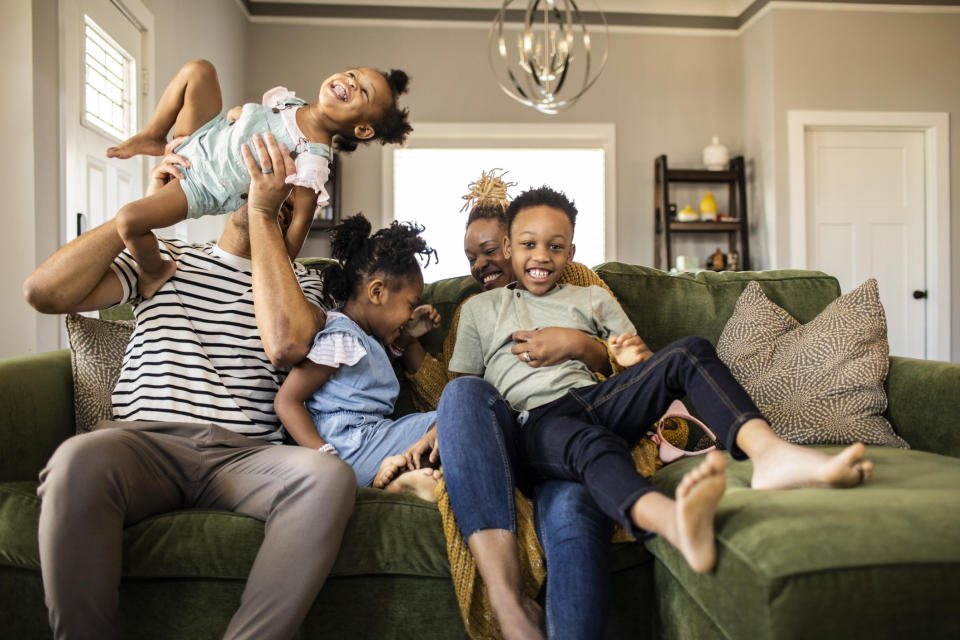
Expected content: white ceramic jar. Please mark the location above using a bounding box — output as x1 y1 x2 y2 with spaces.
703 136 729 171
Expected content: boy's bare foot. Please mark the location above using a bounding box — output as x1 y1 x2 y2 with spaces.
106 132 169 159
373 454 406 489
138 260 177 299
384 468 441 503
750 441 873 490
671 450 727 573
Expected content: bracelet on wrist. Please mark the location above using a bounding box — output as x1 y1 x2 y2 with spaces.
317 443 338 457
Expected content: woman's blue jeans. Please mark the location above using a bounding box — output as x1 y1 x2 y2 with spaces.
437 337 764 637
438 376 614 639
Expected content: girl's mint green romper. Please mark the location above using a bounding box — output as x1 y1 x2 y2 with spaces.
174 96 332 218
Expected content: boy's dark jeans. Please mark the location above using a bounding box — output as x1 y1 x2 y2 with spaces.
522 336 764 537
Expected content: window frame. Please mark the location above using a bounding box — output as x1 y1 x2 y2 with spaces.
381 122 618 264
81 14 137 142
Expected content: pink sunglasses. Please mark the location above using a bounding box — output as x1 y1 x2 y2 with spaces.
649 400 719 463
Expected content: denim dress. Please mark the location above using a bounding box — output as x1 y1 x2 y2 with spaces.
304 312 437 487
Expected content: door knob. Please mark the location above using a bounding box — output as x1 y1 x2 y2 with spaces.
913 290 927 299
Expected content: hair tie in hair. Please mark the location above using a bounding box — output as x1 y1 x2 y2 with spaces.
460 168 516 213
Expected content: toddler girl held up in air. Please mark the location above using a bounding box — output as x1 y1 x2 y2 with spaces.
275 213 443 502
106 59 412 297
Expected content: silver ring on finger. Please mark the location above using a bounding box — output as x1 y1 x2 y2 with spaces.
522 351 532 363
262 167 274 174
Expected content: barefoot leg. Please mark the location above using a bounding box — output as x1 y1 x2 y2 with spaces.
106 59 223 158
468 529 545 640
631 451 727 573
115 182 188 298
736 419 874 490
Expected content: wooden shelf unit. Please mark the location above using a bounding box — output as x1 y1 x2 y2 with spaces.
654 154 750 271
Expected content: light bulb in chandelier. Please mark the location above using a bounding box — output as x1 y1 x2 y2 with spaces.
489 0 608 115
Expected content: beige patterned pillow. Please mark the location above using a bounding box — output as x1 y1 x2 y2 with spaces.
65 313 135 433
717 279 907 448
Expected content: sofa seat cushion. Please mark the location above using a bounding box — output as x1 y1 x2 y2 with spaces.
0 483 652 581
646 447 960 638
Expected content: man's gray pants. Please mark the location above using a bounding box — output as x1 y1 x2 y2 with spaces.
37 420 357 640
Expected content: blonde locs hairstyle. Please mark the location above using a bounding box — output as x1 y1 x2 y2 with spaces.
460 168 517 230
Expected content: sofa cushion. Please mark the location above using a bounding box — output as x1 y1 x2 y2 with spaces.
592 264 841 350
646 447 960 638
717 279 906 447
65 314 135 433
0 483 651 580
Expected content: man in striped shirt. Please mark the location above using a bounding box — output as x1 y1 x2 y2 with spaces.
23 134 355 640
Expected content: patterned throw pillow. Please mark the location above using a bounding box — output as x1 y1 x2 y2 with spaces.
65 313 135 433
717 279 908 448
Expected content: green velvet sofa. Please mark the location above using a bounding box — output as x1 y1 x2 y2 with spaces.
2 264 959 639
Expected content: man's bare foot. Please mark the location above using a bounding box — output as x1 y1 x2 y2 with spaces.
384 468 441 503
138 260 177 299
750 441 873 490
490 594 545 640
106 132 168 159
671 451 727 573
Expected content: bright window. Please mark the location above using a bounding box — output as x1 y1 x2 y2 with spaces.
389 125 614 283
83 16 135 140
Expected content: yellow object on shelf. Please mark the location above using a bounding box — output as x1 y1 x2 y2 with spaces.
699 191 717 221
677 205 699 222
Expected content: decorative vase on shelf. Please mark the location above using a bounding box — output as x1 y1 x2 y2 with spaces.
703 136 729 171
699 191 717 221
676 205 699 222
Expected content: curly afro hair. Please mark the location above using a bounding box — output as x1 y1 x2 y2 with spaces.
334 69 413 153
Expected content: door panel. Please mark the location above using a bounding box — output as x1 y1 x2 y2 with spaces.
805 129 925 359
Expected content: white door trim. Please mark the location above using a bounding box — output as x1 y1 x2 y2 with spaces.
787 110 951 361
381 122 618 260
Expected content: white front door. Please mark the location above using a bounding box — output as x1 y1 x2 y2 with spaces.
804 128 926 359
60 0 145 244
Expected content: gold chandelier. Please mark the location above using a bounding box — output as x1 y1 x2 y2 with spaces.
489 0 609 115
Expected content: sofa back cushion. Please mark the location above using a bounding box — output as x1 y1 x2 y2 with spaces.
592 264 841 349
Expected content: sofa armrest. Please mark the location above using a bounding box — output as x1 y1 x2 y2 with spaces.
0 349 76 481
885 356 960 458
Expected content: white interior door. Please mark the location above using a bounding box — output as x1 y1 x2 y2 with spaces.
61 0 144 244
804 129 926 359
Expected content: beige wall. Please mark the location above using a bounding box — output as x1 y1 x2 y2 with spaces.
245 23 743 263
767 9 960 361
1 0 39 358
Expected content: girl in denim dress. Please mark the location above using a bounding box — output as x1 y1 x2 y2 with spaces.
275 214 442 501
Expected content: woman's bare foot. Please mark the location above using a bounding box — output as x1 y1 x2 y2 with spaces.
750 441 873 490
106 132 169 159
138 260 177 299
673 451 727 573
384 468 441 503
490 593 545 640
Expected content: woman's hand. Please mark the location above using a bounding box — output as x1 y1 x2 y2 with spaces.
241 132 296 217
511 327 597 368
402 424 439 470
145 137 189 196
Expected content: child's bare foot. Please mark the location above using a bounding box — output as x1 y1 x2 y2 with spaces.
373 454 406 489
671 450 726 573
138 260 177 299
384 468 441 503
490 594 545 640
750 441 873 490
106 132 168 159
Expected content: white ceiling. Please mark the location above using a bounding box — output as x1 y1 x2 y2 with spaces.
249 0 757 18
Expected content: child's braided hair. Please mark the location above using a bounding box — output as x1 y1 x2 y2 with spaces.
460 168 516 230
334 69 413 153
322 213 437 308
